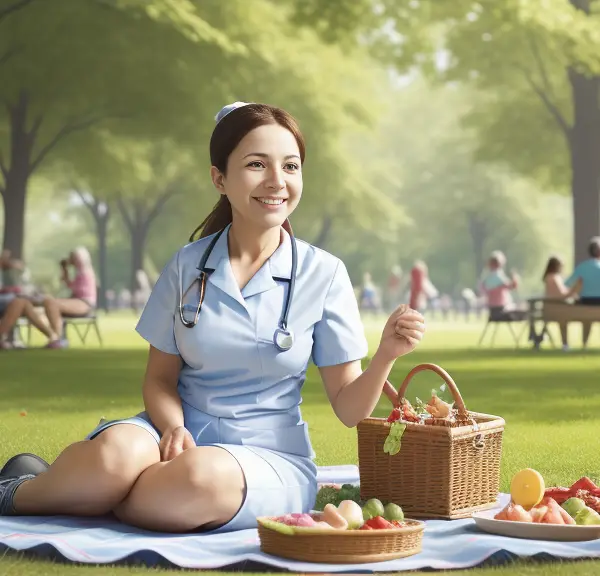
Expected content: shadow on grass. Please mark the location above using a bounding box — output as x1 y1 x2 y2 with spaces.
1 347 600 426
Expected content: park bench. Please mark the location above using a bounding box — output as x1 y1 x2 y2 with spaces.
527 298 600 348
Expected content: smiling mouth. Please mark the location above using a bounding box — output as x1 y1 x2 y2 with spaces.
254 197 287 206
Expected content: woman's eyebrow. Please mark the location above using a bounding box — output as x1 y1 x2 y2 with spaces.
242 153 301 160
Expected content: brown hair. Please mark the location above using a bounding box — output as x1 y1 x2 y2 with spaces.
189 103 306 242
542 256 562 280
589 236 600 258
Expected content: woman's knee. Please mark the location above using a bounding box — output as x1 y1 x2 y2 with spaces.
90 424 160 483
175 447 245 526
178 447 244 493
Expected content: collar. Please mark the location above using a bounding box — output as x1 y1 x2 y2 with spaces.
199 225 294 306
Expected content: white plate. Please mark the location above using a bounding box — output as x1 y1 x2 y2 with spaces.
472 509 600 541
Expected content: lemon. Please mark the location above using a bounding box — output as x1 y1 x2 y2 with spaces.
510 468 545 510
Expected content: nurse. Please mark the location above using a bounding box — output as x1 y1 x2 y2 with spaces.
0 102 425 532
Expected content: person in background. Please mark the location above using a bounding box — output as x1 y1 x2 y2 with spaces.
0 250 27 347
542 255 580 350
0 247 97 349
479 251 526 321
385 265 403 312
359 272 379 313
409 261 437 313
564 237 600 348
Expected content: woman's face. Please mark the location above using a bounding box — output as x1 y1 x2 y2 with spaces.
212 123 303 231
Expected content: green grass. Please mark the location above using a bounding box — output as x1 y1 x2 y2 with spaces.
1 313 600 574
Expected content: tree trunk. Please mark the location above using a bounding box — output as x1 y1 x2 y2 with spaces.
466 211 487 282
2 169 28 259
568 69 600 264
96 208 109 311
313 215 333 248
2 92 34 259
130 221 147 301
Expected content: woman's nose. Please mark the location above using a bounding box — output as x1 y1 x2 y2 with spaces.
265 168 285 190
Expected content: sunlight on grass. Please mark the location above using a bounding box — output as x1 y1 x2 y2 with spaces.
2 312 600 574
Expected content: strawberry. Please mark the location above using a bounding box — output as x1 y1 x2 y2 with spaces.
387 408 401 423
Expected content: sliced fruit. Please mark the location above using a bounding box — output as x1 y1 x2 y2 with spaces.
259 518 295 535
510 468 545 510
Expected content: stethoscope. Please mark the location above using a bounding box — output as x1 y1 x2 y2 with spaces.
178 227 297 352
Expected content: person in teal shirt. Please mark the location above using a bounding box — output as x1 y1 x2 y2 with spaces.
565 236 600 347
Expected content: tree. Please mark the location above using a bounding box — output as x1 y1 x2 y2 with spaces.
287 0 600 263
72 191 111 311
0 0 240 258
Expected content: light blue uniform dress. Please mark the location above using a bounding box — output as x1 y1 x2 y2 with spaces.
86 225 368 532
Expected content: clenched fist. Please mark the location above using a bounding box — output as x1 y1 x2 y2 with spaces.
376 304 425 363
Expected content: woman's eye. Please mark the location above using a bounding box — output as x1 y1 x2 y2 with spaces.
247 161 265 168
285 163 300 171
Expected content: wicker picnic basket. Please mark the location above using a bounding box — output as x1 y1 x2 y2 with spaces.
357 363 505 520
257 516 425 563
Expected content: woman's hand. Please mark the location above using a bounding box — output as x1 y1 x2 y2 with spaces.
159 425 196 462
376 304 425 363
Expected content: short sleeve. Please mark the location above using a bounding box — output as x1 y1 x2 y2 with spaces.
565 264 582 288
135 252 180 355
312 260 368 367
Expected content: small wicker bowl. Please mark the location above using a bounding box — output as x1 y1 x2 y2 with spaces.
256 516 425 564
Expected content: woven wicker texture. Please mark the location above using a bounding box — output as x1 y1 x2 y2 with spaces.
257 517 424 563
358 363 505 519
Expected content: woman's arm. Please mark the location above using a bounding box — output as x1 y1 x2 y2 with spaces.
320 353 394 428
319 306 425 428
142 345 185 434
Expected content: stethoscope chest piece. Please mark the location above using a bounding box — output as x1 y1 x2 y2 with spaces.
273 327 294 352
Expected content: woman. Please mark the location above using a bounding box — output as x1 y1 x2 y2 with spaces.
542 256 579 350
480 251 526 321
0 103 425 531
0 247 96 349
409 261 437 313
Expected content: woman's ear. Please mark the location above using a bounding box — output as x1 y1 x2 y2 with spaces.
210 166 226 193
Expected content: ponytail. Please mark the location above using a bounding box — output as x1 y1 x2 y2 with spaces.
189 196 294 243
189 196 232 242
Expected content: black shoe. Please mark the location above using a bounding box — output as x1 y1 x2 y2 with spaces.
0 453 50 478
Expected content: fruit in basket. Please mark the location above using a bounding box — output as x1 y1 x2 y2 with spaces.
261 518 295 534
384 502 404 522
323 503 349 529
363 498 385 519
361 516 395 530
336 500 364 529
425 391 452 419
510 468 545 509
562 497 587 519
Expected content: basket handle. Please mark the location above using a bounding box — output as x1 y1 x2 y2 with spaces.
382 363 468 415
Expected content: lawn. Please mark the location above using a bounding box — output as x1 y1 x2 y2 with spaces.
1 313 600 575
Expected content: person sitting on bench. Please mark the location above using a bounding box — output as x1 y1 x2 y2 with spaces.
0 247 97 350
542 255 581 350
564 237 600 348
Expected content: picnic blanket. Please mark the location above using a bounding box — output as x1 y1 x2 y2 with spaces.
1 464 600 572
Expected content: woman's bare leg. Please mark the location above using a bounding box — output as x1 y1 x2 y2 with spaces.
43 297 90 339
582 321 593 348
13 424 159 516
0 298 56 340
113 446 245 532
559 322 568 348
